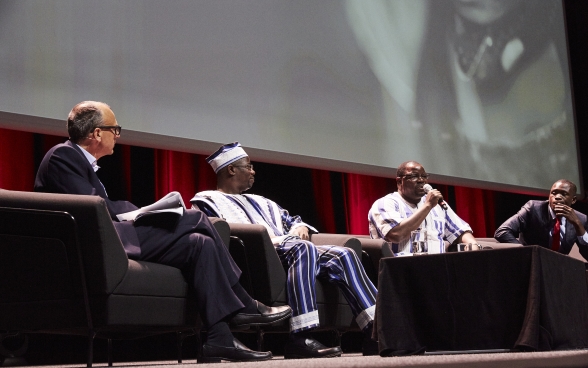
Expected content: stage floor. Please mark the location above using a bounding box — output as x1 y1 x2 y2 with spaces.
9 350 588 368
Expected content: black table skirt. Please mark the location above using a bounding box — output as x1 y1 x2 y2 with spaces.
375 246 588 355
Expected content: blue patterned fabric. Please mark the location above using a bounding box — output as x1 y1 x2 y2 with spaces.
192 191 377 333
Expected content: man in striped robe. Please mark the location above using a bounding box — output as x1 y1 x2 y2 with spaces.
191 142 378 358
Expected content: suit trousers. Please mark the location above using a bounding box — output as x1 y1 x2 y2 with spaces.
133 209 244 326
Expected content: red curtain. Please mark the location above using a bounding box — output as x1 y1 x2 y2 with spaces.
0 128 35 191
454 186 496 237
153 149 217 206
342 173 395 235
311 169 337 233
194 154 218 194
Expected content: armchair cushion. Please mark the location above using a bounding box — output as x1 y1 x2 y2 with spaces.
112 260 189 297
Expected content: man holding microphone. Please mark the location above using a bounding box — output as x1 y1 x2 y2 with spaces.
368 161 477 254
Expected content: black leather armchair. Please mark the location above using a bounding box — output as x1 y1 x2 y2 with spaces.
347 235 393 286
0 190 230 367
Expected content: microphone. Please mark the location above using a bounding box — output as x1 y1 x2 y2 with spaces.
423 184 448 210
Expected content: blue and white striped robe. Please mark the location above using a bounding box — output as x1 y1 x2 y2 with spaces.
192 191 377 333
369 192 472 254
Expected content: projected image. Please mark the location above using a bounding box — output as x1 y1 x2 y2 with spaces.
0 0 579 192
346 0 577 188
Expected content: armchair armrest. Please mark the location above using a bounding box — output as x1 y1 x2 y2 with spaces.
310 233 387 286
208 217 230 249
356 237 393 267
341 235 393 286
228 223 287 305
310 233 361 257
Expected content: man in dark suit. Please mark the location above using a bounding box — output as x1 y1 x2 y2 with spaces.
34 101 291 363
495 179 588 262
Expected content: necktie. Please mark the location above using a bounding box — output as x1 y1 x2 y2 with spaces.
551 217 561 251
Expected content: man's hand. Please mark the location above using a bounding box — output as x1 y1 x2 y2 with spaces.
452 231 480 251
554 204 586 236
424 189 444 209
458 231 477 245
291 226 310 240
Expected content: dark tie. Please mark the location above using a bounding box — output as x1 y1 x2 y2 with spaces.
551 217 561 251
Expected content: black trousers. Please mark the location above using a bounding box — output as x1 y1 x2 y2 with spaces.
132 209 244 326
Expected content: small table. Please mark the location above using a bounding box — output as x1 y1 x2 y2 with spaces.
375 246 588 355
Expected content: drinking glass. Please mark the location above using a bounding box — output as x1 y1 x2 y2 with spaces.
411 229 428 254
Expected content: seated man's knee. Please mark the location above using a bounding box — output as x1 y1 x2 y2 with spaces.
293 240 318 256
185 233 216 256
338 246 360 262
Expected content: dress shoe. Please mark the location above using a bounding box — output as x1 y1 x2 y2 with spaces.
362 338 379 356
230 301 292 328
199 338 272 363
284 337 342 359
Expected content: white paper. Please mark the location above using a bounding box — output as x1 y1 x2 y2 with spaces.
116 191 186 221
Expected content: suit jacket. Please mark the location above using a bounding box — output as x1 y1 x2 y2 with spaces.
495 200 588 262
34 140 144 258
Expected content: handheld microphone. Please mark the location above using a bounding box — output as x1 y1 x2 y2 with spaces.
423 184 448 210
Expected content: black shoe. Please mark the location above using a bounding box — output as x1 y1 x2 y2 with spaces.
284 337 342 359
230 301 292 328
199 338 272 363
362 338 379 356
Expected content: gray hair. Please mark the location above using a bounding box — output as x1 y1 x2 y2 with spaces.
67 101 106 143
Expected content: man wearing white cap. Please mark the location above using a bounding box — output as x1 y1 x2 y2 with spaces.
191 142 378 358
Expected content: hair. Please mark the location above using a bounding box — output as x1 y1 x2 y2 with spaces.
67 101 106 143
554 179 577 195
396 161 421 178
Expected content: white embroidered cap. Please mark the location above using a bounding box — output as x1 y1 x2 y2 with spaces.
206 142 248 173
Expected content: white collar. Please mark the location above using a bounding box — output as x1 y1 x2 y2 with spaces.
395 192 419 209
76 144 100 172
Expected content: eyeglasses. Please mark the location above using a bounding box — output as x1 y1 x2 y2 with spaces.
400 174 429 182
96 125 122 136
233 164 254 171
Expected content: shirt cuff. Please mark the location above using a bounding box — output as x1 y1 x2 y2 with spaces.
289 223 318 234
578 231 588 245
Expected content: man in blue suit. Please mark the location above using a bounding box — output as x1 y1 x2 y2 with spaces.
494 179 588 262
34 101 291 363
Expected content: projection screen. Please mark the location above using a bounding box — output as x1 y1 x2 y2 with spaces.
0 0 580 194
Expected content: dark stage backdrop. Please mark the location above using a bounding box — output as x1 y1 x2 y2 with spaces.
0 127 548 238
